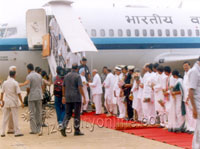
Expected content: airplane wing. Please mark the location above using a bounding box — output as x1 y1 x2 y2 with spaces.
154 52 200 63
45 0 98 53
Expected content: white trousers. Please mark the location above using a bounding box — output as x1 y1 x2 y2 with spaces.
142 100 156 123
81 96 89 112
105 97 116 114
117 97 125 118
192 118 200 149
93 94 102 114
185 104 196 131
1 107 21 135
8 113 14 132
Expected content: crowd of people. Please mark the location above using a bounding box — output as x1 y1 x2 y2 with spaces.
0 56 199 148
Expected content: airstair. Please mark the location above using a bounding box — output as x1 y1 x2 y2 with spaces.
26 0 97 78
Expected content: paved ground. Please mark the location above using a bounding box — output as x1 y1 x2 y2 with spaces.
0 107 181 149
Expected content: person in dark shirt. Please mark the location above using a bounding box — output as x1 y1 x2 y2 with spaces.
122 66 134 120
79 57 91 81
60 63 86 137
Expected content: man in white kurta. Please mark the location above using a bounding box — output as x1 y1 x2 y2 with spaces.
131 72 143 121
0 71 24 137
188 60 200 149
89 70 103 115
79 68 90 113
152 66 166 125
183 62 196 133
103 69 116 116
142 64 156 123
114 67 125 118
66 52 82 68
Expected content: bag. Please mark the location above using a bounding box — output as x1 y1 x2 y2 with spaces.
24 96 28 106
54 76 64 97
43 90 51 104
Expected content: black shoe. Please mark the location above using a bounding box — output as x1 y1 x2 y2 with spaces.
7 131 14 134
1 135 5 137
60 129 67 137
42 124 48 127
74 131 84 136
29 132 37 134
15 134 24 137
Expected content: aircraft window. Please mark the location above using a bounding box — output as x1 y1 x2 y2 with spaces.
187 29 192 36
109 29 114 37
126 29 131 36
173 29 178 36
142 29 147 36
158 29 162 36
0 28 6 38
195 29 200 36
165 29 170 36
5 27 17 37
91 29 96 37
118 29 123 37
100 29 106 37
180 29 185 36
135 29 139 36
150 29 155 37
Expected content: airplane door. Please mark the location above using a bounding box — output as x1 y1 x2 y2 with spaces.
26 9 47 50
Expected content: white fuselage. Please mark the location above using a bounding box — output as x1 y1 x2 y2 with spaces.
1 8 200 81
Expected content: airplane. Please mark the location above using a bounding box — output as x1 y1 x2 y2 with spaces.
0 0 200 82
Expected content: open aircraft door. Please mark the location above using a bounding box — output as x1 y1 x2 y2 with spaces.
26 9 47 49
45 0 98 53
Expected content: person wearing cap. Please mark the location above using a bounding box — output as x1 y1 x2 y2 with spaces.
114 67 125 118
79 68 90 113
103 68 116 116
89 69 103 115
53 66 66 125
188 57 200 148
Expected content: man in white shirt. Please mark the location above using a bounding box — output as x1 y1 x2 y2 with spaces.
89 69 103 115
103 69 116 116
142 64 156 123
152 66 166 125
114 67 125 118
66 52 82 68
188 58 200 149
0 71 24 137
183 61 196 133
6 66 17 134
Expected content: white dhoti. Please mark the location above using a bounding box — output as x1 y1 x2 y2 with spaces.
185 103 196 132
93 94 102 114
117 97 125 118
104 96 115 114
1 107 21 135
192 117 200 149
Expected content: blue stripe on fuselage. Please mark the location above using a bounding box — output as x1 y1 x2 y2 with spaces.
1 37 200 51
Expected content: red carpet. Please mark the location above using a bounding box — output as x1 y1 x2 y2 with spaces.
81 112 193 149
